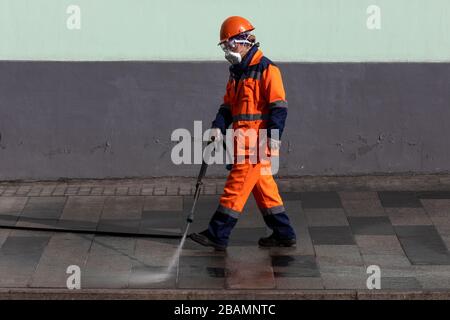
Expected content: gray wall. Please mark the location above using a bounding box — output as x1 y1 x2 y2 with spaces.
0 61 449 181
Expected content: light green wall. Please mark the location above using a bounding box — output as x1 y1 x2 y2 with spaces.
1 0 449 61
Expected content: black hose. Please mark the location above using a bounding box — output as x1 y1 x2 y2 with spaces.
0 224 182 239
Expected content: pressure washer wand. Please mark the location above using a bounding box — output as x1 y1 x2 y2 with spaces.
186 136 215 224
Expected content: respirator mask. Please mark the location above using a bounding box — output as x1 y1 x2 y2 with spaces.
219 32 254 65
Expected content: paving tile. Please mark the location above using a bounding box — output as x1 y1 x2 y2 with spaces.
0 229 11 248
434 224 450 238
416 191 450 199
178 255 226 289
144 196 183 211
20 197 66 220
52 186 67 196
341 198 386 217
153 187 167 196
90 187 104 195
82 236 136 288
277 180 292 193
421 199 450 218
134 238 179 266
416 272 450 289
166 186 179 196
128 265 176 289
362 254 411 268
102 187 116 196
179 186 192 196
58 196 105 230
8 229 53 237
30 233 94 288
386 208 433 226
141 186 154 196
300 192 342 209
413 266 450 289
381 277 422 290
443 235 450 251
97 219 141 234
0 235 50 287
0 197 28 226
280 192 302 201
338 192 380 202
2 186 18 196
271 255 320 277
314 245 364 267
180 255 226 270
304 208 349 226
202 183 217 195
81 274 131 289
40 186 57 196
64 186 80 196
378 191 422 208
228 227 267 246
97 196 144 233
321 266 367 289
275 276 324 289
225 246 275 289
355 235 405 255
131 238 197 288
15 186 31 196
16 218 60 228
127 187 141 196
348 217 395 235
279 200 305 227
28 187 43 196
420 199 450 236
139 210 183 234
430 216 450 233
395 226 450 265
309 226 355 245
215 182 226 195
413 265 450 274
3 179 450 291
77 187 92 196
115 187 129 196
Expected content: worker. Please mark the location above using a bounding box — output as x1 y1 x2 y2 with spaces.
189 16 296 251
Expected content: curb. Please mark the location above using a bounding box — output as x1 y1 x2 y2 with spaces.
1 288 449 300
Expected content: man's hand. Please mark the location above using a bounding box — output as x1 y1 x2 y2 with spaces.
268 138 281 151
209 128 223 143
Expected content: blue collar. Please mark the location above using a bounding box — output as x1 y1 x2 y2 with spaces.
229 44 259 79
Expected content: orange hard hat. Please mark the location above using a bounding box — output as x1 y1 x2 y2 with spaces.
219 16 255 44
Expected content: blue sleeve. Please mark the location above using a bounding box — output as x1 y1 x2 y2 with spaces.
267 101 288 140
212 104 232 134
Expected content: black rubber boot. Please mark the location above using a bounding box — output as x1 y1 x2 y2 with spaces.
189 211 238 251
189 230 227 251
258 233 296 247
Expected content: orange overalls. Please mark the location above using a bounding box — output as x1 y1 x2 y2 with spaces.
206 44 296 246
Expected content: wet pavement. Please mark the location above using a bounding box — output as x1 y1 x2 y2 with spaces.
0 175 450 297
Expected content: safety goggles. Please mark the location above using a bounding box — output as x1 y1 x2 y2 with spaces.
219 33 253 52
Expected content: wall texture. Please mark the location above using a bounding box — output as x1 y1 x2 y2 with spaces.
1 0 450 61
1 1 449 180
1 61 449 180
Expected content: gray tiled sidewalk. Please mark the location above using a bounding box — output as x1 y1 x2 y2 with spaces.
0 175 450 294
